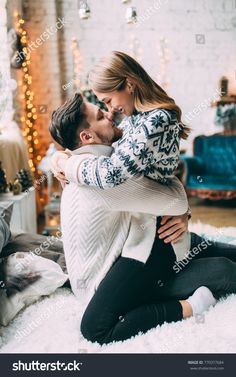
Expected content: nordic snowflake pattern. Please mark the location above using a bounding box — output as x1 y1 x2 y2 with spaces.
80 108 182 188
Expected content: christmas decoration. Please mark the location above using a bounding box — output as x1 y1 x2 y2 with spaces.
15 168 34 192
0 162 8 194
8 28 24 69
44 193 61 236
38 143 60 199
158 37 170 91
78 0 91 20
70 37 103 107
15 13 41 176
129 34 142 62
12 179 22 195
71 38 84 91
39 144 62 234
125 7 137 24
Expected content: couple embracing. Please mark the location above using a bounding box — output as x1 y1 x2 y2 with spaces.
50 51 236 345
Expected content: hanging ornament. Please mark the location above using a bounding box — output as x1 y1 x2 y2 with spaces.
125 7 137 24
78 0 91 20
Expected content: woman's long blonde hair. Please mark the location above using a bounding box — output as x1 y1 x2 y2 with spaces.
89 51 190 140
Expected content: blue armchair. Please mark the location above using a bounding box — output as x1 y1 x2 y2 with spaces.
180 134 236 200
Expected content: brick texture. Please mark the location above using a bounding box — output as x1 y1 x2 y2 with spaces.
1 0 236 154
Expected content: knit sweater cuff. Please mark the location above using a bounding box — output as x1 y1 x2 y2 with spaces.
64 155 87 184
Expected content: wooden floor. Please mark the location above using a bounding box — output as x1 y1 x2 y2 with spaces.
189 198 236 228
37 199 236 234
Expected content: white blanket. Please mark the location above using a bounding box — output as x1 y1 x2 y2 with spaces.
0 223 236 353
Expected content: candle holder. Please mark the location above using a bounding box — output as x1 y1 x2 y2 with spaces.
44 193 61 235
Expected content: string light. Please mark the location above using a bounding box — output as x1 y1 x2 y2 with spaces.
158 37 170 91
15 14 41 176
129 34 142 62
71 37 84 91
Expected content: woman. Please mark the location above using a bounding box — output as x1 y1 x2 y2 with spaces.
53 51 192 271
51 51 236 345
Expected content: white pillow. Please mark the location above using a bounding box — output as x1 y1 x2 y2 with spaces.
0 251 68 326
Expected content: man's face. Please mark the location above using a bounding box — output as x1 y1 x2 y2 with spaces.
83 102 123 145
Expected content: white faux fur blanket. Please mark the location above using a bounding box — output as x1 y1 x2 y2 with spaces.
0 222 236 353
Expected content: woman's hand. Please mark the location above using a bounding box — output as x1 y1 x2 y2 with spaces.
157 213 189 244
51 150 71 187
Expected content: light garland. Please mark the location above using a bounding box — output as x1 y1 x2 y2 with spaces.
158 37 170 91
71 37 84 91
129 34 142 62
15 13 41 175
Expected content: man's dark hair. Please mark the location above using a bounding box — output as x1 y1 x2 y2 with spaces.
49 93 90 150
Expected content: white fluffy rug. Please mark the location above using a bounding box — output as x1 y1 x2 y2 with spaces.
1 222 236 354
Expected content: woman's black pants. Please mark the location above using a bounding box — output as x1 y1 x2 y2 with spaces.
80 231 236 345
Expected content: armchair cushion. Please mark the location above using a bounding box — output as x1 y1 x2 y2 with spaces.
180 134 236 199
194 134 236 176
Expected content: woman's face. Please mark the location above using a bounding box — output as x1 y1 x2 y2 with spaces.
94 85 135 116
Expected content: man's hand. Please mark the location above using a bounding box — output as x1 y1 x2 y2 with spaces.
157 213 189 244
51 150 71 187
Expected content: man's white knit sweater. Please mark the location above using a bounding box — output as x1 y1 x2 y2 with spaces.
61 144 190 309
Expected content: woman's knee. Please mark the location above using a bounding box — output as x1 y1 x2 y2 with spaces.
214 257 234 272
212 257 236 283
80 305 115 344
80 307 99 343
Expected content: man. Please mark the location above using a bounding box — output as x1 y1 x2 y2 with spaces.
49 93 190 308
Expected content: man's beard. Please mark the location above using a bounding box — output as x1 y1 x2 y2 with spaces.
112 127 123 142
95 127 123 145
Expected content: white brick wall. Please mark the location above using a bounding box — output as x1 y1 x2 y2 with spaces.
59 0 236 153
21 0 63 153
1 0 235 154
